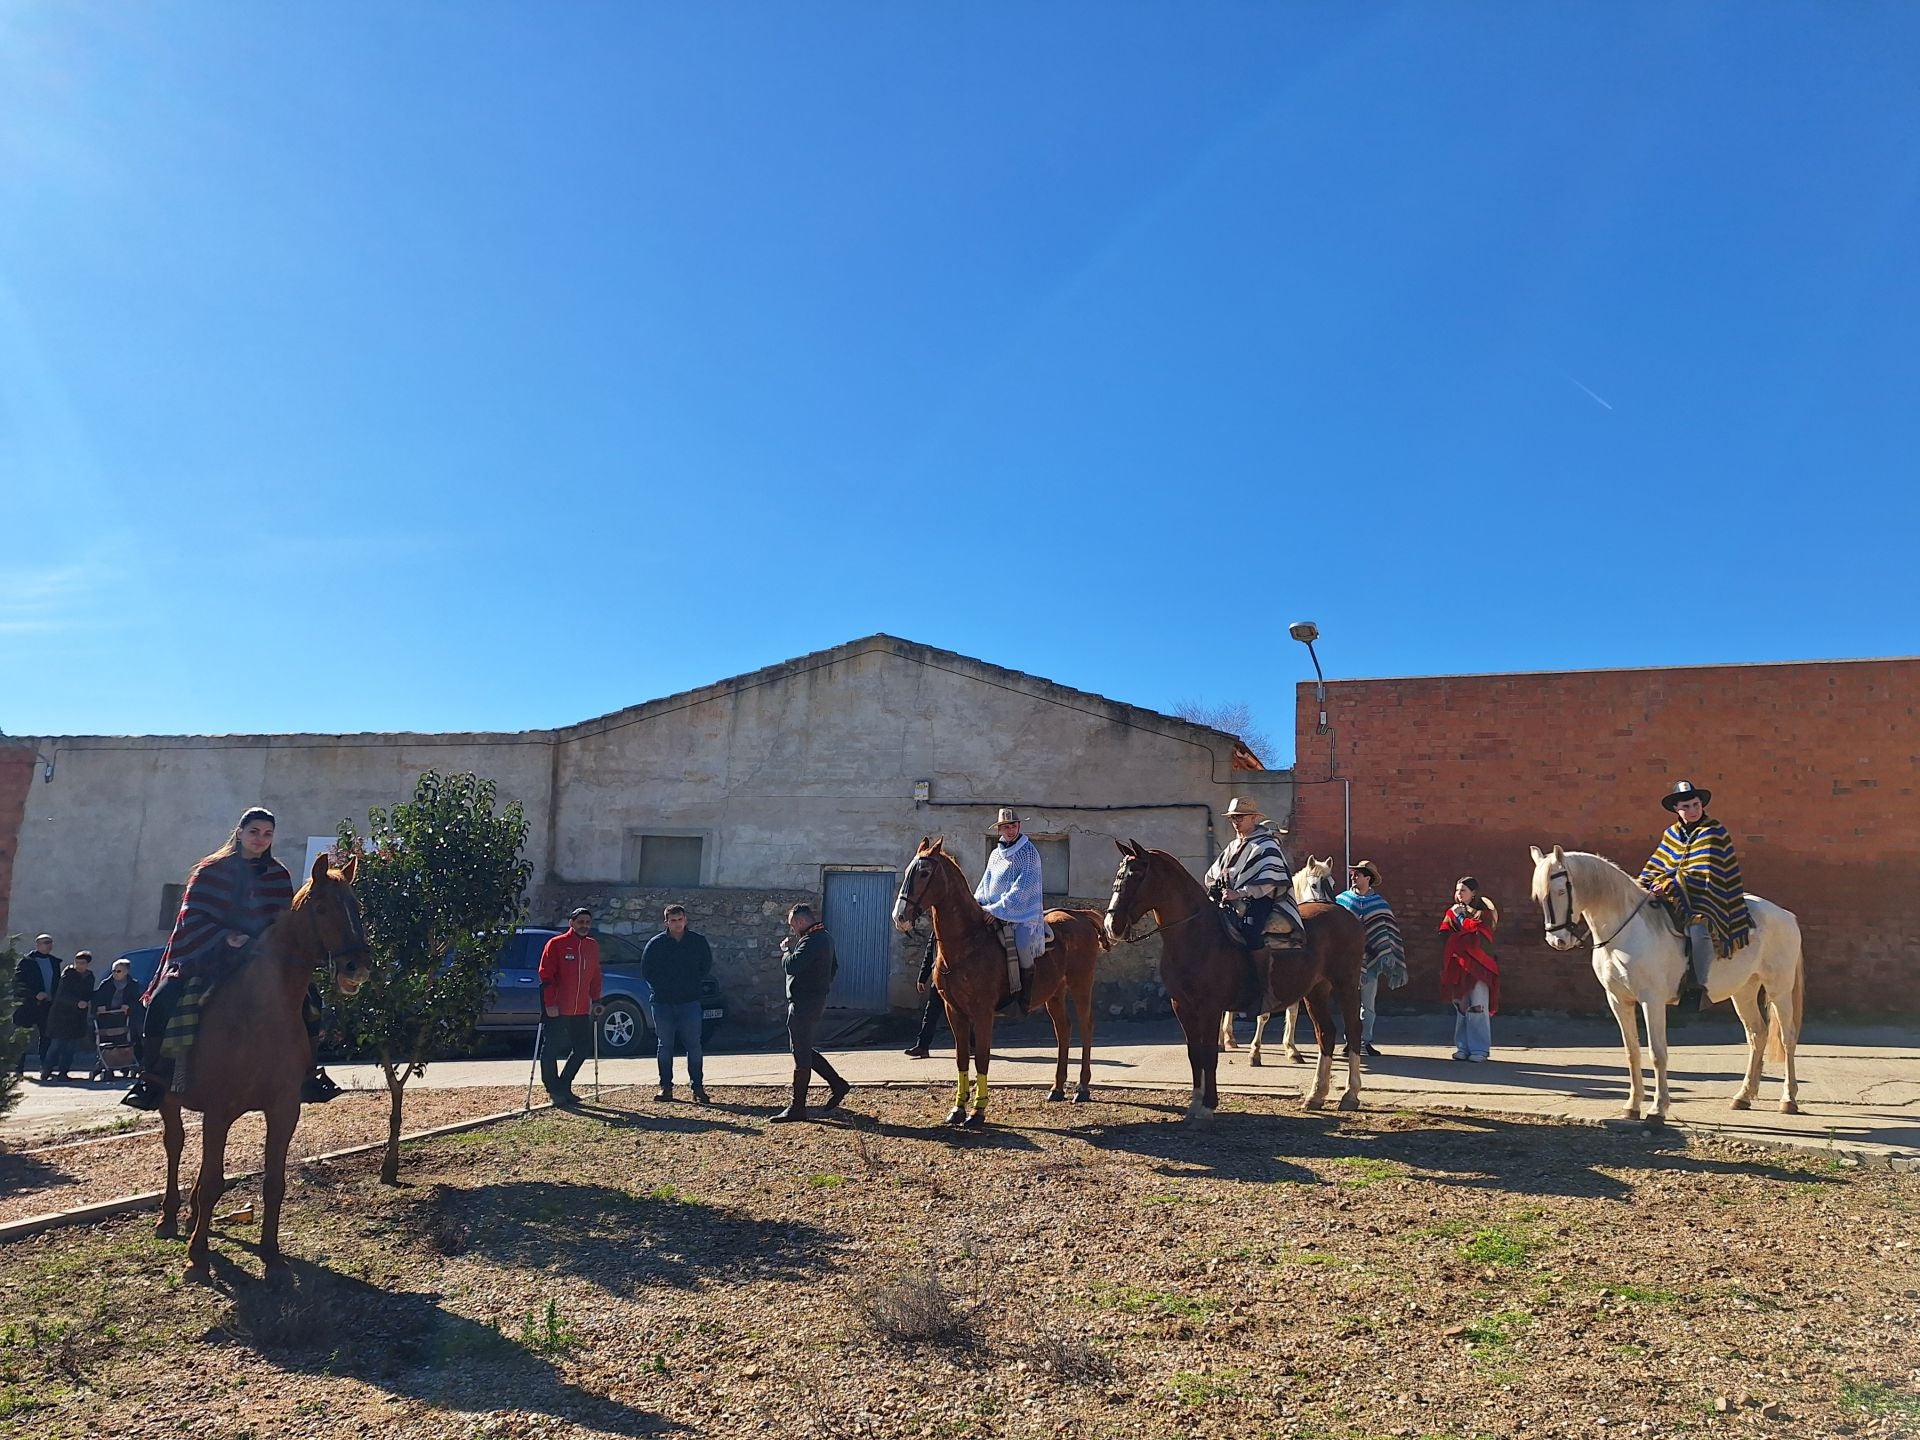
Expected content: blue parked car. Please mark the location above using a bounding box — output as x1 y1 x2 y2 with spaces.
476 928 727 1058
121 927 728 1059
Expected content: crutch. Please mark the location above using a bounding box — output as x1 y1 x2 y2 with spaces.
592 1005 601 1103
524 1019 544 1113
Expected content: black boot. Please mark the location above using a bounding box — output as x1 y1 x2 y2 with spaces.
301 1068 343 1104
768 1071 810 1123
121 1078 164 1111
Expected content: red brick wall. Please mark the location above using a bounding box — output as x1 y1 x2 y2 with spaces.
1288 659 1920 1017
0 742 37 945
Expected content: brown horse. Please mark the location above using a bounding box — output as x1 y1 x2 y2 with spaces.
891 838 1107 1128
156 853 371 1279
1104 839 1364 1122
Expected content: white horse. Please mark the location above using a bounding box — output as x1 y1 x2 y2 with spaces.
1528 845 1805 1120
1220 857 1335 1064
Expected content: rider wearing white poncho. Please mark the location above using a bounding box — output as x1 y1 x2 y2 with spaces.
975 807 1046 1015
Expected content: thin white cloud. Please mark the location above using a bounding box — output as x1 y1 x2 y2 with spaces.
1566 375 1615 412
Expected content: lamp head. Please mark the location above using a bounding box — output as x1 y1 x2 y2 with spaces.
1288 621 1320 645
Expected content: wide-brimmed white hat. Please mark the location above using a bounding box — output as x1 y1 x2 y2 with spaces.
992 808 1023 826
1224 798 1264 818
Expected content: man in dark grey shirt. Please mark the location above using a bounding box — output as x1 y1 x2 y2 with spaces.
770 903 850 1123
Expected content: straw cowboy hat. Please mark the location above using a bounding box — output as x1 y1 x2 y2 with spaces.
992 808 1022 826
1660 780 1712 813
1350 859 1383 883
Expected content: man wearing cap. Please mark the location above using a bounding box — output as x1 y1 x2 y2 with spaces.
1639 781 1752 1007
1204 798 1302 954
537 908 603 1107
13 935 61 1079
975 808 1046 1016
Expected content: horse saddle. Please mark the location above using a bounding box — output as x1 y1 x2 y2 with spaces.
1213 904 1304 952
991 919 1055 959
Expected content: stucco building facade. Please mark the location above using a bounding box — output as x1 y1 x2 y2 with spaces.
4 636 1281 1023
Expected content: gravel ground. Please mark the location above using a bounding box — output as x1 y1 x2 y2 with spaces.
1 1086 1916 1439
0 1087 551 1224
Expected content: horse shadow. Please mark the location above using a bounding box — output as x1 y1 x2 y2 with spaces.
209 1253 682 1436
1063 1106 1838 1201
415 1179 843 1297
543 1100 764 1139
0 1147 74 1202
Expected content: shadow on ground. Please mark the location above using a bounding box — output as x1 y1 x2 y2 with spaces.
210 1253 682 1436
384 1179 843 1296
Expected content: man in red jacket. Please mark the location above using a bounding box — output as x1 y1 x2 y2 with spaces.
537 907 603 1107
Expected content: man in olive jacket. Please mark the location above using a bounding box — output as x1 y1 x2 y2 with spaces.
769 903 851 1123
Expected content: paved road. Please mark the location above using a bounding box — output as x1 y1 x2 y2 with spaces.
8 1015 1915 1164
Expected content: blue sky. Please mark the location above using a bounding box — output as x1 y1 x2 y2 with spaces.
4 3 1915 763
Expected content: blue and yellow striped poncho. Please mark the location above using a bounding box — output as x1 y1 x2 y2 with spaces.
1638 817 1753 957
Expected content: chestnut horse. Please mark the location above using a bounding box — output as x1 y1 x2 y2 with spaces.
891 838 1107 1128
157 853 372 1279
1105 840 1364 1122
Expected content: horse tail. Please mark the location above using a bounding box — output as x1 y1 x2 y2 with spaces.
1075 908 1115 953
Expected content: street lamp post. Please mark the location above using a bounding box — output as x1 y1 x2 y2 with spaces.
1289 620 1350 874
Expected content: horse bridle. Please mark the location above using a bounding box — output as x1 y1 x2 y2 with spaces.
1106 858 1207 945
1543 864 1654 950
895 857 931 927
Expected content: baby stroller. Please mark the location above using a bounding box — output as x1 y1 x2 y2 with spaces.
92 1006 140 1083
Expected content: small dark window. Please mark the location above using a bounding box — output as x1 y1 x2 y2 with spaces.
638 835 703 888
159 883 185 931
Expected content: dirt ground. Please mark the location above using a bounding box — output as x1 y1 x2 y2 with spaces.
1 1086 1916 1439
0 1087 541 1225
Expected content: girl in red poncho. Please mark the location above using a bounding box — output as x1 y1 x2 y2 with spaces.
1439 877 1499 1062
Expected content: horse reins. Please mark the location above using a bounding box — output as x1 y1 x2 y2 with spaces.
1544 866 1655 950
302 885 371 982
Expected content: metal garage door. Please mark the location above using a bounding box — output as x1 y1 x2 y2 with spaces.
823 870 896 1010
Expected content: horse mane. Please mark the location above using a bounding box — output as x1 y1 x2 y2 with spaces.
1533 850 1645 910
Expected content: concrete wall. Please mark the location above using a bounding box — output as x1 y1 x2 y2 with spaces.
6 732 555 964
4 637 1286 1012
0 740 36 943
1286 658 1920 1017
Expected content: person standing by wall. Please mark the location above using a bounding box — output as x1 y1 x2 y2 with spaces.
537 907 603 1108
903 932 945 1058
642 903 712 1104
770 903 850 1123
13 934 59 1079
1334 861 1407 1056
1439 877 1500 1062
42 950 94 1081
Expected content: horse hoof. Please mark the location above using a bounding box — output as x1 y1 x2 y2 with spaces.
1248 1055 1262 1068
1044 1089 1065 1103
1290 1053 1306 1065
1184 1106 1214 1126
1336 1094 1360 1112
183 1264 212 1287
1302 1096 1326 1112
963 1111 986 1130
154 1220 178 1241
1729 1096 1752 1111
1780 1099 1800 1116
1072 1088 1090 1105
1620 1108 1640 1121
943 1107 968 1126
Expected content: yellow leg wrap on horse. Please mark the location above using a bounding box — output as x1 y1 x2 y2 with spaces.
973 1075 990 1110
954 1077 970 1109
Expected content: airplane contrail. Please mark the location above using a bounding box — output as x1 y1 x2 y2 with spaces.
1566 375 1615 411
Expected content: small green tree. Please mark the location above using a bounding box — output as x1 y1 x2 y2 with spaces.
0 935 28 1116
337 771 532 1184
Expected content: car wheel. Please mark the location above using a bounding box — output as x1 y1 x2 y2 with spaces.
599 996 649 1057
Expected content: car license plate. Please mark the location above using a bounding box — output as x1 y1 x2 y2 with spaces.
701 1008 722 1020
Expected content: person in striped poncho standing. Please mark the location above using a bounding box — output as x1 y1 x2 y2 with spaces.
1638 780 1752 1009
1334 860 1407 1056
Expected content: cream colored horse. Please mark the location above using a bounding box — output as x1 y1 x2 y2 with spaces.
1220 858 1334 1064
1529 845 1804 1120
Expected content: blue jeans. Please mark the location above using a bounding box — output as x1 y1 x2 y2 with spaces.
653 1000 705 1089
1452 980 1492 1060
43 1035 79 1077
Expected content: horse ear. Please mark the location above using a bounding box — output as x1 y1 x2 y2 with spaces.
1529 845 1544 863
311 851 331 886
930 837 945 854
341 852 359 885
1551 844 1565 863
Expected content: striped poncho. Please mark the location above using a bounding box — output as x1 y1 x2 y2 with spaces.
1204 823 1291 900
1638 817 1752 958
1335 888 1408 987
144 851 296 1003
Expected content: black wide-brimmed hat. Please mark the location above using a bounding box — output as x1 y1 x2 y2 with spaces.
1661 780 1712 812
